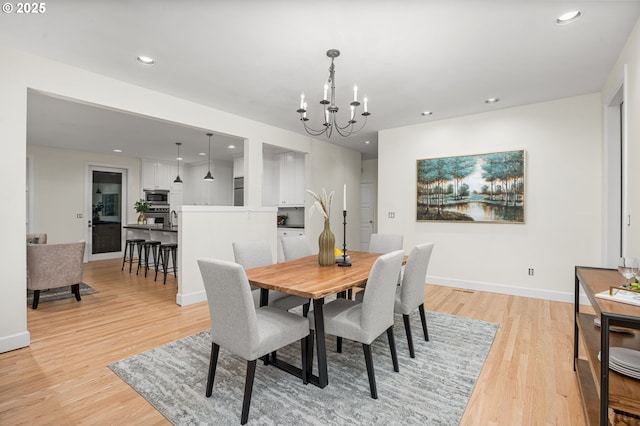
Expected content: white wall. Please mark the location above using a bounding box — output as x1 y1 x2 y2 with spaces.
27 145 141 243
182 159 233 206
603 17 640 258
0 44 362 352
378 94 603 301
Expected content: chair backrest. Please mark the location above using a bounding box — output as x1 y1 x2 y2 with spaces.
369 233 403 254
281 235 313 261
398 243 435 314
233 240 273 269
27 241 85 291
27 233 47 244
197 258 259 359
360 250 405 338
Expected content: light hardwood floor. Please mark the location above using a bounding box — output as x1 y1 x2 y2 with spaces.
0 258 586 425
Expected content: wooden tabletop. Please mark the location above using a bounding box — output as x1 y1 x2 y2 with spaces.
576 266 640 317
246 251 382 299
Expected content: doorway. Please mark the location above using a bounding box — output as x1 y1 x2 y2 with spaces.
87 165 128 261
360 182 376 251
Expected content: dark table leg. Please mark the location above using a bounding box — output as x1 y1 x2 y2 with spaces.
312 298 328 388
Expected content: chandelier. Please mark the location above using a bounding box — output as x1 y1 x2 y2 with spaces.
296 49 370 137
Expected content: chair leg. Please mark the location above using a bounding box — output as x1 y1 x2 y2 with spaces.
419 304 429 341
241 360 257 425
72 283 82 301
387 326 399 372
337 336 342 353
403 314 415 358
121 241 129 271
306 330 315 378
362 343 377 399
302 301 310 317
301 337 308 385
206 343 219 397
163 248 170 284
154 249 162 281
32 290 40 309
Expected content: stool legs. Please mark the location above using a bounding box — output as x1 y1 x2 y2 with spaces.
155 245 178 284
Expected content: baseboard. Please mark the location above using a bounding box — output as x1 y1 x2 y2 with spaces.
427 275 590 305
176 290 207 307
0 331 30 353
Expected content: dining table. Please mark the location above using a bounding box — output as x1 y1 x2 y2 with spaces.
245 250 384 388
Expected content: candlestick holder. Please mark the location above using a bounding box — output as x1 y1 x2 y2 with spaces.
338 210 351 267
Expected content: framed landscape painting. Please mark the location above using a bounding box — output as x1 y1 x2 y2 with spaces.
416 150 525 223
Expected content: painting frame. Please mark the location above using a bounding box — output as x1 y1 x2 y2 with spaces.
416 149 525 224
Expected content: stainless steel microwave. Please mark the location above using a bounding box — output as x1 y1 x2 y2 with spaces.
144 189 169 204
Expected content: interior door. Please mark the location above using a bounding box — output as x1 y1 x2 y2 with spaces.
360 182 375 251
87 165 127 261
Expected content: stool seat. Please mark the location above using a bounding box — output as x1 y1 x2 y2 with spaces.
155 243 178 284
137 240 162 277
122 238 145 273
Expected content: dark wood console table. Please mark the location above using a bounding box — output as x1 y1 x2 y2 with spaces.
574 266 640 425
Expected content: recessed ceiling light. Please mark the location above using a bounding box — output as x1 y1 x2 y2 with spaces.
421 111 432 116
364 140 370 145
228 145 236 149
556 11 582 25
198 152 206 156
113 149 122 153
136 55 155 65
485 98 500 104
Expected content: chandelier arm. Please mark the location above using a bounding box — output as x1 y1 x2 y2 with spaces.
300 116 332 136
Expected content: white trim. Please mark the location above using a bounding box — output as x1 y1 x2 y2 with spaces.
0 331 30 353
176 290 207 306
427 275 577 303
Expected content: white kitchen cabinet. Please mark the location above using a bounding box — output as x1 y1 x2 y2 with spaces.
277 152 305 206
277 227 306 262
142 160 177 190
233 156 244 178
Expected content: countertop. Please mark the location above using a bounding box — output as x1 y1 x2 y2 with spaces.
123 224 178 233
277 225 304 229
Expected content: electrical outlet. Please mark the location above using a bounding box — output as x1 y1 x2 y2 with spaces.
77 213 83 218
528 268 534 276
388 212 395 218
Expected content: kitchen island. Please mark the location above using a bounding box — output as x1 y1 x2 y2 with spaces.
123 224 178 244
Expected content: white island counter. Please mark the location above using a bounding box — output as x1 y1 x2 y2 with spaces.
175 206 278 306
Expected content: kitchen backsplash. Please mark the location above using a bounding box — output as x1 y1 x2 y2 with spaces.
278 207 304 227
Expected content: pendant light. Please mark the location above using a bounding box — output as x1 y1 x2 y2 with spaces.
174 142 183 184
204 133 214 181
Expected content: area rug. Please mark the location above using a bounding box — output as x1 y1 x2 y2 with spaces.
26 283 97 306
109 311 498 425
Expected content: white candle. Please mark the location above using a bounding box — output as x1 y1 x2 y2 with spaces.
364 96 368 113
300 93 305 110
325 109 329 124
343 184 347 211
350 105 355 120
303 102 307 118
353 84 358 102
323 83 328 101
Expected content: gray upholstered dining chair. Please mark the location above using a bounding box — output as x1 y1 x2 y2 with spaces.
197 258 310 425
393 242 435 358
232 240 310 313
27 240 85 309
368 233 403 253
281 234 313 261
307 250 404 399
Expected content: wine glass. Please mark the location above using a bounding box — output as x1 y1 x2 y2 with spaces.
618 257 639 287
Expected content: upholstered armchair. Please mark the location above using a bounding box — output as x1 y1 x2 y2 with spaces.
27 241 86 309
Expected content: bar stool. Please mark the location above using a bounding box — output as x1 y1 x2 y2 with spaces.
122 238 145 273
155 243 178 284
137 240 161 277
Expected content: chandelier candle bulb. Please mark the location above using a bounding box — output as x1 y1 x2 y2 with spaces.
350 105 355 121
353 84 358 102
325 109 329 124
364 97 368 113
323 84 328 101
300 93 305 110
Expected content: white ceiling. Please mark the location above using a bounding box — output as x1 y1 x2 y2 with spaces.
3 1 640 161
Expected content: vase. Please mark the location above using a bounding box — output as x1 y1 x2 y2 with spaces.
318 218 335 266
137 212 147 224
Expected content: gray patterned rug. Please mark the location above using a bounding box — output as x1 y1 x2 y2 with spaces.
26 283 97 306
109 311 497 425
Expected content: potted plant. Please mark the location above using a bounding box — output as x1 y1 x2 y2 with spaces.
92 201 104 222
134 199 150 224
277 213 288 225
